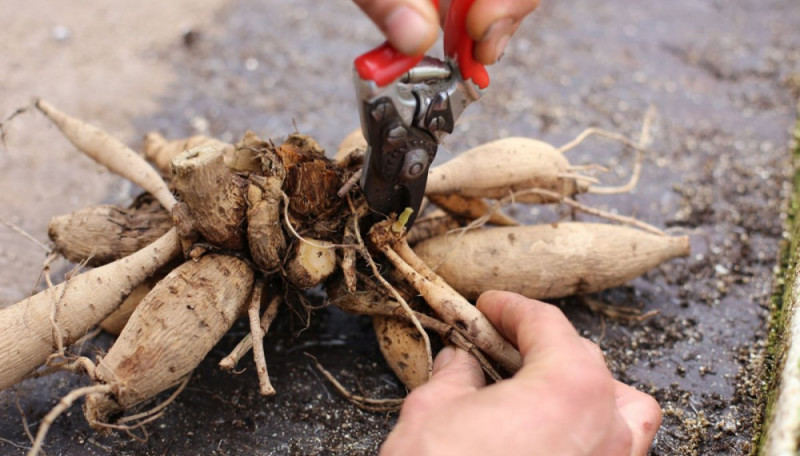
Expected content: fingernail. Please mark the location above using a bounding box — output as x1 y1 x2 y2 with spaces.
480 18 515 63
433 346 457 372
385 6 432 55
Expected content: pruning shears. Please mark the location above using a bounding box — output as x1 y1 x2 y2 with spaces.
354 0 488 229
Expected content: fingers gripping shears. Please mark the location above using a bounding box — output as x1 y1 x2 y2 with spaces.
354 0 488 229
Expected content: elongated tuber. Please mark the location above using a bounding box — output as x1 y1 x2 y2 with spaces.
426 137 590 203
413 223 690 300
0 228 181 391
85 254 254 428
48 200 172 267
35 100 177 212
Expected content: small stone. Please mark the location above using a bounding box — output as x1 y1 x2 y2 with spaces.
51 25 71 42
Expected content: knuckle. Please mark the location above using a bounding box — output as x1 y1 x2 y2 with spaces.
641 394 664 431
530 301 569 326
560 367 614 402
616 424 634 453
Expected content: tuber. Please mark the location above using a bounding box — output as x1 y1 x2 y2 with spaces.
413 223 690 300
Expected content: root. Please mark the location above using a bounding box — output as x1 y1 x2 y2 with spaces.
558 107 656 196
280 191 355 250
446 333 502 382
14 394 35 450
557 172 600 184
589 106 655 195
28 384 113 456
248 283 278 396
340 216 359 292
580 296 660 323
305 353 403 412
35 100 177 212
91 374 190 442
0 437 29 452
115 374 191 426
426 193 518 226
461 188 666 236
346 197 433 380
219 335 252 373
220 295 282 373
337 168 363 198
0 104 31 150
557 126 650 156
0 218 49 252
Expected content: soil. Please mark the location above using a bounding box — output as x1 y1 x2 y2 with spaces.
1 0 799 455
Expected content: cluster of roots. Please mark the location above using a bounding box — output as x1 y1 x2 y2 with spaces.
1 101 690 456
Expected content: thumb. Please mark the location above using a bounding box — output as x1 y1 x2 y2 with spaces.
432 346 485 383
353 0 440 55
396 347 486 421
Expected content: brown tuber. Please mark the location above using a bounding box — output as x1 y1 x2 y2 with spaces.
170 145 248 250
373 315 431 390
247 176 287 273
48 199 172 267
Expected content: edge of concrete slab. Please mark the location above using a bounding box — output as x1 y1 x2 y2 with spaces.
759 104 800 455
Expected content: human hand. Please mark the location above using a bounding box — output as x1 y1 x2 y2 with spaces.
353 0 540 64
380 290 662 456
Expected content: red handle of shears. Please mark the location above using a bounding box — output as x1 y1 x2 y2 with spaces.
354 0 489 89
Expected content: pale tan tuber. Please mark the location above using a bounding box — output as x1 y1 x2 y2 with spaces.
170 145 248 249
98 281 152 336
85 254 255 428
143 132 233 175
413 222 690 300
35 100 177 212
0 228 181 391
48 200 172 267
426 137 590 203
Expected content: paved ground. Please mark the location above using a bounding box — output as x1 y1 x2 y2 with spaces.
1 0 799 454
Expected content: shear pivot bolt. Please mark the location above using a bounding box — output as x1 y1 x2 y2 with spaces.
401 148 429 180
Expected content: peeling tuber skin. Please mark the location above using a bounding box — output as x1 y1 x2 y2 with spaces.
247 176 287 273
48 197 173 267
171 145 249 250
